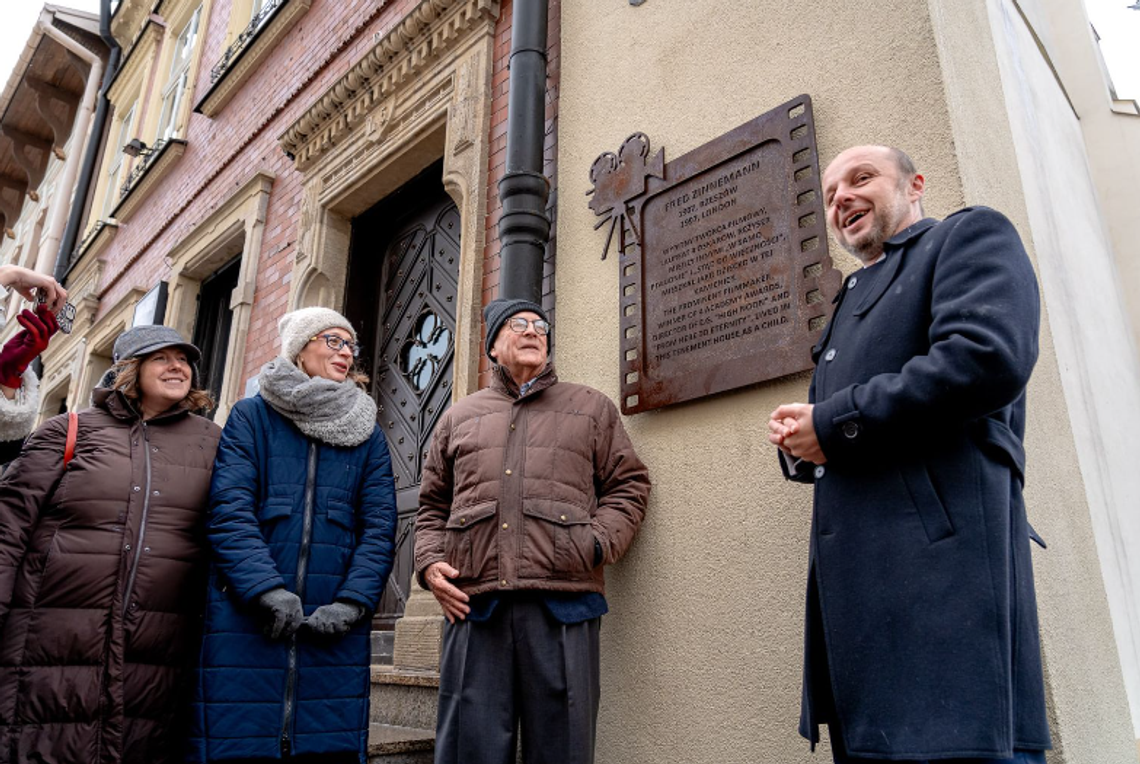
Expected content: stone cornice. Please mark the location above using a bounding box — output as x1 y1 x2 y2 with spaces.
278 0 498 170
195 0 313 117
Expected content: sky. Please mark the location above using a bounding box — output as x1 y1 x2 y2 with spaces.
0 0 1135 114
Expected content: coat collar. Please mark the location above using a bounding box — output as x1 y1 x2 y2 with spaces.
850 217 939 317
92 387 192 423
490 362 558 400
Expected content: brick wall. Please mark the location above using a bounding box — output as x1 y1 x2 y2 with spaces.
92 0 558 394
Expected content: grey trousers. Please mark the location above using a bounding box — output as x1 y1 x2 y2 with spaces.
434 598 601 764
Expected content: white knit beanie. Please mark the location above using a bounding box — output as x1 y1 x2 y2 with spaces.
278 307 357 363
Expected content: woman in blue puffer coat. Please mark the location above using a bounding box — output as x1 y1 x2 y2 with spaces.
189 307 397 763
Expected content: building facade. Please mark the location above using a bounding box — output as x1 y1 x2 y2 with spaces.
18 0 1140 761
0 4 108 420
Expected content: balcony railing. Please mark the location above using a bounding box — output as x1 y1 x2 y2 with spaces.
119 138 173 199
210 0 288 84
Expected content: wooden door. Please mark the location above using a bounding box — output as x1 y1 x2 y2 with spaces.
346 163 459 627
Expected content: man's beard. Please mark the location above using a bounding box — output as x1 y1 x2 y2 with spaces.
841 193 910 265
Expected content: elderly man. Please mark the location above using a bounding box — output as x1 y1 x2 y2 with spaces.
415 298 650 764
769 146 1050 764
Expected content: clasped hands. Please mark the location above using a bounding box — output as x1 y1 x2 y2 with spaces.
768 402 827 465
258 588 365 639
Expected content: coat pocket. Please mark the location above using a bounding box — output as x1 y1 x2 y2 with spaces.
259 496 294 524
519 500 594 579
445 501 498 580
326 498 355 532
899 461 955 543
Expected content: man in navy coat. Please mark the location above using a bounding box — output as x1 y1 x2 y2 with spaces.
769 145 1051 763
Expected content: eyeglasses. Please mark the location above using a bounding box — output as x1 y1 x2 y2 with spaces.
505 317 551 335
311 333 360 357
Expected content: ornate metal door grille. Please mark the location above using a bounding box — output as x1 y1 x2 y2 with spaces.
371 197 460 624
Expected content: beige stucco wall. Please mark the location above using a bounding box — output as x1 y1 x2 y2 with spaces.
556 0 1136 762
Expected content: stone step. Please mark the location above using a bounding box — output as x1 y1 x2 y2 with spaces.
372 630 395 665
371 665 441 730
367 723 434 764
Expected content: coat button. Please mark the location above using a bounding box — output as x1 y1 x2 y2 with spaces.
824 349 836 362
842 421 860 439
501 523 509 529
505 469 512 475
500 580 507 586
510 424 515 430
814 466 826 479
124 544 131 551
152 490 160 496
560 515 567 521
132 486 141 492
847 276 858 289
460 518 467 525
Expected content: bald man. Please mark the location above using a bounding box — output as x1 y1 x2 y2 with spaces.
769 146 1050 763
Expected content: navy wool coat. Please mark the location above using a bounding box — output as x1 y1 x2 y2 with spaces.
785 208 1051 759
188 395 397 762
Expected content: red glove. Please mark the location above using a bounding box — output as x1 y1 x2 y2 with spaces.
0 307 59 388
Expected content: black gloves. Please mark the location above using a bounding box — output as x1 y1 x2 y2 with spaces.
258 588 305 639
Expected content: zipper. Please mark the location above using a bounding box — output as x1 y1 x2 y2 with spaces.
122 422 153 613
281 440 318 756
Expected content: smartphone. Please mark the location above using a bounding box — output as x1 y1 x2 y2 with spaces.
34 288 76 334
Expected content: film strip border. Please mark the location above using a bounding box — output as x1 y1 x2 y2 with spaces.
618 217 645 414
785 96 838 340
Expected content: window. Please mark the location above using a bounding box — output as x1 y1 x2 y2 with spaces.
191 258 241 418
156 7 201 143
103 102 136 216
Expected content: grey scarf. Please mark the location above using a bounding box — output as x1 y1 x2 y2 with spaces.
258 357 377 447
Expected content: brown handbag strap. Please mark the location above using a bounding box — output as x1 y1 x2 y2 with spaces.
63 411 77 468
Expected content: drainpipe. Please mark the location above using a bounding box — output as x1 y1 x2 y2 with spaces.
496 0 550 303
56 0 120 283
35 9 106 279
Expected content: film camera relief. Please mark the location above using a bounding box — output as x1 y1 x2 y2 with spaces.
587 95 841 414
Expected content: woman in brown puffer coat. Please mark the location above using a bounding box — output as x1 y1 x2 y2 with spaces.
0 325 221 764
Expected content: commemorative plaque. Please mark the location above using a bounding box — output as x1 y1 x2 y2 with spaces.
587 95 840 414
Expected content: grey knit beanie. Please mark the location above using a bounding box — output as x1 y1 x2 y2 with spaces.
279 307 357 363
483 298 550 361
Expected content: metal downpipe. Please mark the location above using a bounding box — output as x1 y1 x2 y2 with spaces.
496 0 550 304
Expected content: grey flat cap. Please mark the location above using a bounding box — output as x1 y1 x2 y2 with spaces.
112 325 201 365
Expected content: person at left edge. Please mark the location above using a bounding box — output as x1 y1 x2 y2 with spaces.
189 307 397 764
0 325 221 763
0 260 70 464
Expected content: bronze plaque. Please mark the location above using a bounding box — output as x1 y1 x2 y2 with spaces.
587 95 840 414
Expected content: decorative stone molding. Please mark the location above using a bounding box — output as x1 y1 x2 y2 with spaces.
111 0 158 51
281 0 498 403
110 138 186 221
279 0 497 172
163 170 274 423
195 0 313 117
39 253 106 415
